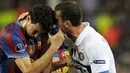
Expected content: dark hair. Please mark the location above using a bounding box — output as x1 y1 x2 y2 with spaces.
29 4 55 32
55 1 83 26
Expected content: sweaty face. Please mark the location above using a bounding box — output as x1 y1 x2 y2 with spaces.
25 19 40 38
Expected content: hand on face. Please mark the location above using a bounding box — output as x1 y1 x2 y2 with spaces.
48 29 65 51
18 12 29 20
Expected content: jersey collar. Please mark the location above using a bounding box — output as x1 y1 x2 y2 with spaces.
75 22 90 46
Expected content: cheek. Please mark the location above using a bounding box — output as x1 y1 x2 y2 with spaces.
27 27 33 34
61 25 68 33
58 21 62 26
58 23 64 30
58 21 64 28
27 25 34 33
58 24 62 28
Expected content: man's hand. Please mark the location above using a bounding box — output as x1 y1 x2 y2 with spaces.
49 29 65 51
18 12 29 20
52 58 72 71
64 58 73 67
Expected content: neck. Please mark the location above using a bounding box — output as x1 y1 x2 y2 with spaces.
71 24 85 41
18 20 27 33
19 19 27 28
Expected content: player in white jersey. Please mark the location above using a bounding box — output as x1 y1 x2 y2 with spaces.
71 22 116 73
55 1 116 73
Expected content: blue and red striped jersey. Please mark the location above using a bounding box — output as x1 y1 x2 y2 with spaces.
0 21 37 73
0 21 29 58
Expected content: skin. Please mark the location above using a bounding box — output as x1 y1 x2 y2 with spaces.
48 10 85 72
55 11 85 42
14 12 65 73
19 14 40 38
34 10 84 73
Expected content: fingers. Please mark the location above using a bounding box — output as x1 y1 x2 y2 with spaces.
48 29 64 41
48 29 64 50
48 33 51 39
18 12 29 20
48 29 63 36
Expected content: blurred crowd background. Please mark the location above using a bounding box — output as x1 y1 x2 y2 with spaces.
0 0 130 73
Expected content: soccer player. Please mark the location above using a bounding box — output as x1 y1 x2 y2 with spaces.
54 1 116 73
0 5 64 73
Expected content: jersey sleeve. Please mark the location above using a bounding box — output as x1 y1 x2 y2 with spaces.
1 32 29 58
85 41 110 73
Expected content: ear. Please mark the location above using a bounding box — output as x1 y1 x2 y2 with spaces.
65 20 72 28
26 15 31 20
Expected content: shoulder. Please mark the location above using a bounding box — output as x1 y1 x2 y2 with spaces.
1 31 29 58
4 31 20 42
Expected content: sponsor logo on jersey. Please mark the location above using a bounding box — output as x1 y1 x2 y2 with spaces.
79 52 84 61
15 43 25 52
93 60 106 64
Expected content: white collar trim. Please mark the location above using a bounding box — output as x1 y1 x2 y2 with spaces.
75 22 90 46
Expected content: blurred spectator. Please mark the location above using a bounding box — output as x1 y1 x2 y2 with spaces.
0 10 16 29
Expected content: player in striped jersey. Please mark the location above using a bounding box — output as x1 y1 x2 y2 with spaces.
0 5 64 73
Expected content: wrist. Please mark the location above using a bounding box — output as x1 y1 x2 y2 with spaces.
49 45 59 51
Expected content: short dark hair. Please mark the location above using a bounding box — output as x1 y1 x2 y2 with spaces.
55 1 83 26
29 4 54 32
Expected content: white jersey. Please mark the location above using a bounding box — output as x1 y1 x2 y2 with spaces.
71 22 116 73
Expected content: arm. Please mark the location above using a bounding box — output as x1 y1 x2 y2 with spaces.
15 29 65 73
41 60 52 73
15 45 57 73
52 60 67 70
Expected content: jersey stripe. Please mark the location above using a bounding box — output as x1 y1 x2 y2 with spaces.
5 32 18 54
